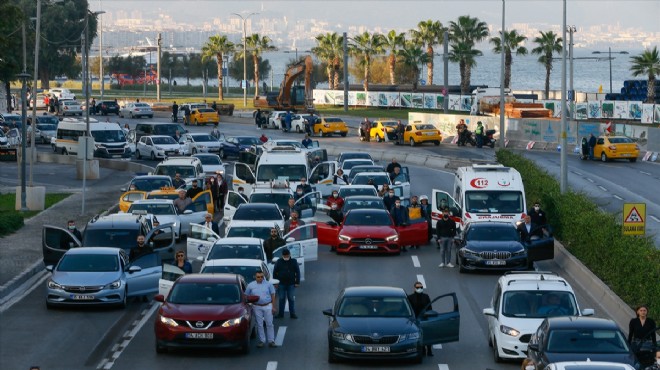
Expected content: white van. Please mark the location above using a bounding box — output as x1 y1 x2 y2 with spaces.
54 118 131 158
432 164 527 231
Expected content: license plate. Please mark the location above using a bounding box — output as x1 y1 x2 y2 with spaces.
485 260 506 266
359 245 378 250
424 132 435 136
112 155 121 158
621 153 631 157
362 346 390 352
185 332 213 339
335 130 341 133
71 294 94 300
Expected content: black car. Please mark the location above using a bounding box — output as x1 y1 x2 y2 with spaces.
323 286 460 364
456 221 554 273
95 100 120 115
527 317 639 370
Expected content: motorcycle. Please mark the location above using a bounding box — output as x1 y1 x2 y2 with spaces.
457 129 476 146
485 129 497 148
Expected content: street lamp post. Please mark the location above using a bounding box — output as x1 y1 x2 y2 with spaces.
343 32 348 112
560 0 568 193
499 0 506 149
232 12 257 107
592 48 629 94
18 72 30 212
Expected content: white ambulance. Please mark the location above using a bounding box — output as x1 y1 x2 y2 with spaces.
432 164 527 232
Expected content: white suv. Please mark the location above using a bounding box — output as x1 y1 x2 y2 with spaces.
483 271 594 362
153 156 204 182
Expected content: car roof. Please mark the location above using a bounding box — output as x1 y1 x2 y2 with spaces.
176 273 239 284
214 237 263 245
145 135 174 139
202 259 264 267
468 221 517 229
132 175 172 180
545 316 619 329
64 247 121 255
548 361 635 370
340 185 378 190
498 272 574 292
345 195 384 201
131 199 174 205
226 220 280 228
353 171 389 178
345 208 390 216
343 286 406 297
237 203 279 210
87 213 149 227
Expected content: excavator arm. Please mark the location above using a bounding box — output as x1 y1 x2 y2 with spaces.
254 55 314 112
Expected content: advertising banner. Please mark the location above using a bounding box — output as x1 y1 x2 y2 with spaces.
641 104 654 124
655 105 660 124
400 93 412 108
412 93 424 109
601 101 615 118
423 94 436 109
614 101 628 118
575 103 588 120
628 101 643 120
587 101 602 119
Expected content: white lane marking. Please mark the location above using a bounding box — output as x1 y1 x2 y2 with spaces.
0 270 48 314
274 326 287 346
433 344 443 349
437 364 450 370
586 178 595 183
266 361 278 370
411 255 421 268
650 215 660 223
598 185 607 192
640 171 651 176
572 170 582 176
613 195 623 200
284 300 289 313
416 274 426 289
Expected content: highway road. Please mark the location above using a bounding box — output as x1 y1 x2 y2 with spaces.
0 111 654 369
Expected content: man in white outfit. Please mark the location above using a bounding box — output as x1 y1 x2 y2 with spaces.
245 271 278 348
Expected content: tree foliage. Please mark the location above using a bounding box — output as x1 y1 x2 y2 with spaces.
531 30 563 99
490 30 528 89
630 46 660 103
449 15 489 94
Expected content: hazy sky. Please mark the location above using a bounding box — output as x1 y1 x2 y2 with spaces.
93 0 660 32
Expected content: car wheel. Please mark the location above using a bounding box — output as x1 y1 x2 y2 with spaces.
340 132 347 137
376 135 382 143
488 332 493 347
150 151 156 161
136 149 142 159
155 340 167 354
119 288 128 309
413 350 424 364
410 138 416 147
458 257 466 273
434 141 440 146
601 152 608 162
629 158 637 162
220 149 226 159
493 338 503 363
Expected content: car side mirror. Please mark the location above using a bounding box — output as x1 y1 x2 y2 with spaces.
223 216 230 222
127 265 142 273
483 308 496 317
322 309 334 317
286 237 295 243
196 256 204 261
527 343 539 352
581 308 595 316
120 187 127 192
207 237 217 242
154 294 165 302
46 265 54 272
183 210 193 215
271 257 279 264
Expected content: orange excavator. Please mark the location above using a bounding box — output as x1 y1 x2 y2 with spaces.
253 55 314 112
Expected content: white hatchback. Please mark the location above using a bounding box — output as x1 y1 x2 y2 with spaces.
136 135 182 160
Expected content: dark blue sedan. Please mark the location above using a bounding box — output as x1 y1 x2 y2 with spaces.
219 136 261 159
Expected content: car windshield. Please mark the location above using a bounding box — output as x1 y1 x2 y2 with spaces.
342 160 373 170
168 282 241 305
250 193 292 210
226 227 271 240
339 187 378 198
207 245 263 260
147 193 178 200
195 155 221 165
236 137 259 146
201 265 262 283
381 121 398 127
546 329 629 354
129 178 173 191
343 199 386 212
57 254 119 272
340 153 371 162
466 225 519 241
128 203 175 215
416 124 435 130
91 129 126 143
502 291 579 318
198 108 215 113
37 124 57 131
37 116 59 124
234 206 281 220
63 101 79 106
465 191 524 214
192 134 216 142
609 137 633 144
152 136 177 145
154 165 196 179
324 117 343 123
338 296 412 317
83 229 139 249
153 125 178 136
348 167 383 181
257 165 307 182
344 211 391 226
135 103 150 108
352 175 389 186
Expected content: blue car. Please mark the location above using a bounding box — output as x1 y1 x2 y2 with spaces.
219 136 261 159
46 247 162 309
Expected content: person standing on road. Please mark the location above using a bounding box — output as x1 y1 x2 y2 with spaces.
588 133 597 160
183 105 191 125
172 101 179 122
528 201 550 237
255 109 262 129
282 198 300 222
475 121 484 148
284 110 293 132
186 180 203 199
67 220 82 241
200 213 220 234
171 251 193 273
273 248 300 319
173 189 192 213
436 208 456 268
408 195 423 250
328 203 344 224
407 281 433 356
629 305 657 368
216 173 228 210
172 173 185 189
210 124 221 140
284 211 305 234
263 228 285 262
386 158 401 174
326 190 344 210
517 215 540 244
245 271 278 348
129 235 153 261
396 120 405 145
383 188 400 211
390 200 410 252
419 195 433 242
90 98 96 115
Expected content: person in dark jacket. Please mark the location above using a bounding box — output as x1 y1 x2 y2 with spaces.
435 208 457 267
129 235 153 261
588 133 597 160
390 200 410 252
407 281 433 356
273 249 300 319
263 228 285 261
328 203 344 224
199 213 220 234
517 215 541 243
67 220 83 241
383 189 400 211
628 305 657 368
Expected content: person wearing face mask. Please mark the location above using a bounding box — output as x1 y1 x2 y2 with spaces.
528 201 547 227
297 177 313 195
67 220 82 241
436 207 457 267
284 211 305 234
517 215 542 244
207 176 219 209
282 197 301 222
407 282 433 356
419 195 433 241
328 203 344 224
273 248 300 319
383 189 400 211
216 173 228 209
325 191 344 209
237 186 249 202
643 350 660 370
390 200 410 251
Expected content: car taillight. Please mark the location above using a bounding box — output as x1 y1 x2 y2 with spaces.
324 124 330 128
608 145 616 151
415 132 423 136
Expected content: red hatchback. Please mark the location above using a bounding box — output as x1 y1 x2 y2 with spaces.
317 209 428 254
154 273 258 354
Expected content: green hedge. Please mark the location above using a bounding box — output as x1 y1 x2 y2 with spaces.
496 149 660 315
0 211 24 236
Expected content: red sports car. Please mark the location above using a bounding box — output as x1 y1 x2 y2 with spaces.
154 273 258 354
317 208 428 254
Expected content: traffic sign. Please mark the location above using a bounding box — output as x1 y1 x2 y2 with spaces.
622 203 645 236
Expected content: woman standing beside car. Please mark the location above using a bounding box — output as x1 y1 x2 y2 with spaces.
629 305 657 368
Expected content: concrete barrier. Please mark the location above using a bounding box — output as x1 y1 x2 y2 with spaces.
38 152 155 173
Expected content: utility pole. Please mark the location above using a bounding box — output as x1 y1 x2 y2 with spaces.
560 0 568 193
99 0 104 100
157 32 162 101
343 32 348 112
499 0 506 149
29 0 43 186
443 30 449 114
232 12 257 107
568 26 576 119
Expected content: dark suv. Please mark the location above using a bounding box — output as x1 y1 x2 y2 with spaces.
95 100 120 115
42 213 176 266
134 122 187 142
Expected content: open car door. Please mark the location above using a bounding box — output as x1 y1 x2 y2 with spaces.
42 225 82 267
238 150 258 168
126 252 162 297
179 195 210 236
145 223 176 261
159 264 185 297
187 223 220 261
224 190 248 221
308 148 327 162
283 224 318 262
432 189 462 229
396 218 429 247
294 191 322 221
232 162 255 195
525 234 555 263
271 242 305 281
418 292 460 346
315 221 341 249
392 167 411 199
119 191 147 213
309 161 338 196
192 189 214 215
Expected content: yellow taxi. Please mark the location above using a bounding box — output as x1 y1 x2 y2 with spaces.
118 186 215 214
403 123 442 146
313 117 348 137
369 120 398 142
189 108 219 126
594 135 639 162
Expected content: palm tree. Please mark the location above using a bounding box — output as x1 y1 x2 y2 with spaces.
410 20 443 85
489 30 528 89
630 46 660 103
201 35 234 101
349 32 385 91
312 32 343 90
398 41 431 91
531 31 563 99
241 33 276 97
449 15 489 94
383 30 406 85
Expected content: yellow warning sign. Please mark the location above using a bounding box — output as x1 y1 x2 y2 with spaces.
623 203 646 236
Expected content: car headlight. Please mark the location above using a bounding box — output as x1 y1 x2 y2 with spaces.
155 146 163 150
332 332 355 342
47 280 63 290
461 248 479 257
512 248 527 257
222 317 243 327
159 315 179 327
107 279 122 289
385 234 398 242
499 325 520 337
94 144 104 149
338 234 351 242
403 332 420 341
